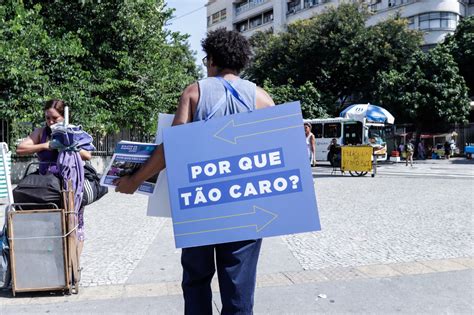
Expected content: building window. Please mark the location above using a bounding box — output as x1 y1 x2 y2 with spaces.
250 15 262 28
407 16 415 29
304 0 319 8
287 0 301 15
209 9 227 26
236 20 248 33
235 10 273 33
388 0 414 7
369 0 382 12
236 1 249 15
263 10 273 24
323 123 341 139
212 12 220 24
419 12 458 30
235 0 268 16
312 124 323 139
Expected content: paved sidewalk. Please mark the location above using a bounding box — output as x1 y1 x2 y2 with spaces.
1 263 472 314
0 159 473 313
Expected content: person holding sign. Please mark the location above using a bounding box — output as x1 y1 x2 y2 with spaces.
114 28 274 315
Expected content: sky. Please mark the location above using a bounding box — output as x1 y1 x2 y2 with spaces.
166 0 208 69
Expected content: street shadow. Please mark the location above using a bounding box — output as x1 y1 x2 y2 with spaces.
312 173 373 179
312 174 343 178
0 288 70 299
450 159 474 165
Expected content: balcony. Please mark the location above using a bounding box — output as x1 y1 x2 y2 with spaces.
369 0 418 13
235 0 269 16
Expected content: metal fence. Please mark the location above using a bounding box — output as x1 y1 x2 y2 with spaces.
91 130 155 156
1 119 154 157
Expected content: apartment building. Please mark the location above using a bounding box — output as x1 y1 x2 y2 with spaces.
206 0 474 48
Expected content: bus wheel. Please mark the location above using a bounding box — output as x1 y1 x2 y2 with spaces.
349 171 368 177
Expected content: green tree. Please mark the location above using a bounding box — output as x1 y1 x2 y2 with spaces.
31 0 199 134
443 16 474 96
0 3 88 128
376 46 470 132
263 79 327 119
0 0 199 143
246 3 422 116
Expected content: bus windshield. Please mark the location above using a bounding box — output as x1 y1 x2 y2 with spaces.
368 126 386 144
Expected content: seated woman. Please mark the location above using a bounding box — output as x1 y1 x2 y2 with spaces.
327 138 340 167
16 99 93 256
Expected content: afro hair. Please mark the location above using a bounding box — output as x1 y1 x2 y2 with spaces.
201 28 251 73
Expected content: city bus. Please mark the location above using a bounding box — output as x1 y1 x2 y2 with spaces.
304 117 388 162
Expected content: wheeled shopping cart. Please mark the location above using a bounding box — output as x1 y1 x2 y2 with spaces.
7 180 81 296
1 143 81 296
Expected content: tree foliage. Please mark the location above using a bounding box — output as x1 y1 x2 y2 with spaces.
0 3 88 126
0 0 199 139
442 16 474 96
375 46 470 131
246 3 422 115
263 79 326 119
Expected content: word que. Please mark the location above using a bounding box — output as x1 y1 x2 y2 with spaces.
189 149 284 182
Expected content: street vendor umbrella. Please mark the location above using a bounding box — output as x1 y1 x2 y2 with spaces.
340 103 395 124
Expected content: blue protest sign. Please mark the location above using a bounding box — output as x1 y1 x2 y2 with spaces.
163 102 320 248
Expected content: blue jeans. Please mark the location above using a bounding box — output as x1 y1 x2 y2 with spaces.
181 239 262 315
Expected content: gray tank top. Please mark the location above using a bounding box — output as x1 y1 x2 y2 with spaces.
194 77 256 122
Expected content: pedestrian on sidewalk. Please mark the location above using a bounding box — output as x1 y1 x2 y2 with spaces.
305 122 316 166
417 140 425 160
114 28 275 315
444 141 451 159
405 140 414 166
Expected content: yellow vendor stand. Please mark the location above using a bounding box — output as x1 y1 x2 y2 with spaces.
341 145 376 177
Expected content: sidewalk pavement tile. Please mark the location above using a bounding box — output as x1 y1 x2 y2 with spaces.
77 285 124 301
450 257 474 268
419 259 469 272
284 270 329 284
123 283 168 298
256 273 293 288
356 264 402 278
319 267 367 281
165 282 182 296
390 262 437 275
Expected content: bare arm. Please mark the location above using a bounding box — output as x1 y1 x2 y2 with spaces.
255 86 275 109
16 128 49 156
114 83 198 194
79 149 92 161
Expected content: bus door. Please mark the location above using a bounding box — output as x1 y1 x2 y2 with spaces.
311 123 324 160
